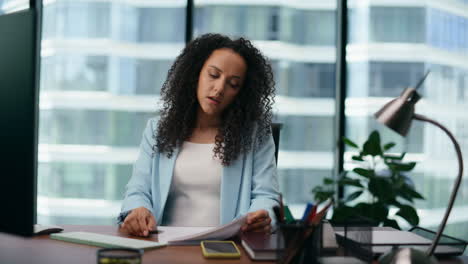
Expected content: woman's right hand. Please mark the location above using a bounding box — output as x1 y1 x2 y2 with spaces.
120 207 157 237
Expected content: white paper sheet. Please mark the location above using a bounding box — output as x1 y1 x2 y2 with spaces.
168 215 247 245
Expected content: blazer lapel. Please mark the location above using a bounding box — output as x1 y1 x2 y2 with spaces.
220 155 244 225
158 148 179 221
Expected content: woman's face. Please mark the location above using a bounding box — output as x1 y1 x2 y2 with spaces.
196 48 247 118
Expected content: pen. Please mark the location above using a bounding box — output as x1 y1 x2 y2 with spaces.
273 206 283 225
310 199 333 225
279 193 285 223
149 229 161 234
301 202 314 221
283 206 295 223
306 204 318 224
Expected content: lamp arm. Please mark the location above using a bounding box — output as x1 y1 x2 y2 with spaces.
413 114 464 257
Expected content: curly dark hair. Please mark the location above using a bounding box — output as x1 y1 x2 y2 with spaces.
154 33 275 166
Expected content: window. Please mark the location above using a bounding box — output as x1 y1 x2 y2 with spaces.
347 2 468 239
195 5 279 41
138 8 185 43
369 62 425 97
33 0 468 243
279 8 335 45
277 62 335 98
427 8 468 53
45 1 111 39
195 1 337 206
117 58 172 95
40 55 108 92
0 0 28 14
38 0 185 225
369 7 426 43
278 115 334 152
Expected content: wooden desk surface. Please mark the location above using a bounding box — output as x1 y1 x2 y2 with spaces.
1 225 467 264
0 225 271 264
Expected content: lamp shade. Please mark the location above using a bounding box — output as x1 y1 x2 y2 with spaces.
374 87 421 137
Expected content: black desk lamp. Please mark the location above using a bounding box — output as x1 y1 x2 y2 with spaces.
375 71 464 263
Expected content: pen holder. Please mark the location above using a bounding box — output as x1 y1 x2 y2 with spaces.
276 221 322 264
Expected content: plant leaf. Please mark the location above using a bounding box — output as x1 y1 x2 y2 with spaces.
400 184 425 200
383 142 396 151
343 137 359 148
312 186 335 203
368 177 394 202
352 155 364 161
345 191 363 202
397 190 414 203
393 176 405 189
396 204 419 226
331 206 356 222
383 219 401 230
312 190 335 203
324 177 334 185
355 202 388 222
371 203 389 222
400 174 414 186
362 130 382 156
388 199 402 207
384 152 406 160
338 177 364 188
388 162 417 172
353 168 374 178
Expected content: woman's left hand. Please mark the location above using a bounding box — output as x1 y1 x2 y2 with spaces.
242 209 271 233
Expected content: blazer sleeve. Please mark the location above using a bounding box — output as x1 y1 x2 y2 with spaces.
248 131 280 225
119 118 158 220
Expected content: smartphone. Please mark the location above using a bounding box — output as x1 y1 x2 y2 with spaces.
200 240 241 258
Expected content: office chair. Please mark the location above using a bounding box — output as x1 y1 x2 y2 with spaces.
271 123 282 165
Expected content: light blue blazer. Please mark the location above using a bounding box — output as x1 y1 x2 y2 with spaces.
120 118 280 226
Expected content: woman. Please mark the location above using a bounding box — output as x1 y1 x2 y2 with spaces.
119 33 280 237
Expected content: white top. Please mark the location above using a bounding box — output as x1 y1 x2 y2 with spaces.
161 141 222 227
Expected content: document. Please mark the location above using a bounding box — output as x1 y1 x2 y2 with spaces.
168 215 247 245
51 232 167 250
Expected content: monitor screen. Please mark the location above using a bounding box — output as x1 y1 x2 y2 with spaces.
0 7 41 236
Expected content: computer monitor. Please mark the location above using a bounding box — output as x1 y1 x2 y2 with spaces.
0 5 42 236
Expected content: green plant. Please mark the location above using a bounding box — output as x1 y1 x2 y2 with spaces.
312 130 425 229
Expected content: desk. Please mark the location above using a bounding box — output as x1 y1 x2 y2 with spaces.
0 225 467 264
0 225 271 264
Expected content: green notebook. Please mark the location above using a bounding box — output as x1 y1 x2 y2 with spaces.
50 232 167 250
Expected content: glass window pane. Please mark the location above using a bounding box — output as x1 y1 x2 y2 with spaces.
46 1 111 39
40 55 108 92
194 1 337 206
0 0 28 14
38 1 186 225
39 110 156 146
277 62 335 98
347 3 468 242
138 7 185 43
195 5 278 41
369 7 426 43
279 8 335 45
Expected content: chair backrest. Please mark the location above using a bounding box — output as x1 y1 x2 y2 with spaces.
271 123 282 165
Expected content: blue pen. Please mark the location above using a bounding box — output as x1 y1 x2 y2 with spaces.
301 202 314 221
